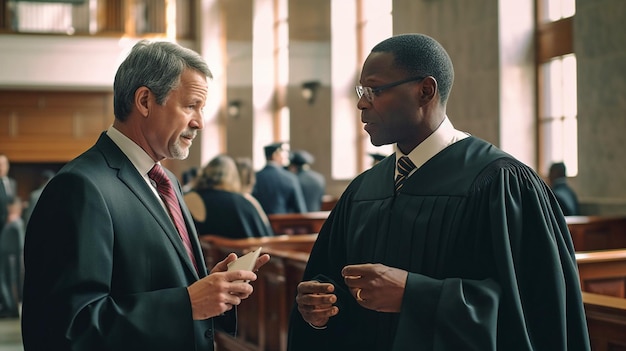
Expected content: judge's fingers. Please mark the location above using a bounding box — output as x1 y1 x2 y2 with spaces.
341 263 375 279
297 280 335 295
298 304 338 326
296 289 337 307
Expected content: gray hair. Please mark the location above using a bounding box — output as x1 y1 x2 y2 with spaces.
113 40 213 121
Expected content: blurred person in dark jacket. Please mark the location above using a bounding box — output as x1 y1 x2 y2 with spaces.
185 154 274 238
253 142 307 214
288 150 326 212
548 162 580 216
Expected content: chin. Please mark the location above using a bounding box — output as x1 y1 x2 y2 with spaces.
369 137 386 147
170 146 190 160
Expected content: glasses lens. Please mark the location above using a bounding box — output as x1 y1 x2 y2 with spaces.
355 86 363 99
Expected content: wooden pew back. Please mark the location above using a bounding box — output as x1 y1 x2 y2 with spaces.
583 292 626 351
576 249 626 298
567 215 626 251
267 211 330 235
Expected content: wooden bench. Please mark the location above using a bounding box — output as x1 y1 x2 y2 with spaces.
567 215 626 251
198 235 314 351
267 211 330 235
576 249 626 298
583 292 626 351
321 195 338 211
199 234 317 270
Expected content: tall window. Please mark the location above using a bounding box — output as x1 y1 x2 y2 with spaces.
359 0 393 169
1 0 194 38
537 0 577 176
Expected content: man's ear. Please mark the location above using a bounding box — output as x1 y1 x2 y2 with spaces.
420 76 437 104
135 86 151 117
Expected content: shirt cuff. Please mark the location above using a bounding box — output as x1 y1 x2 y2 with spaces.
308 322 327 330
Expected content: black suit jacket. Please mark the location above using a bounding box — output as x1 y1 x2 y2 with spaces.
252 163 307 214
295 169 326 212
22 133 233 350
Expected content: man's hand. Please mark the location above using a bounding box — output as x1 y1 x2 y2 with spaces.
342 263 408 313
188 252 271 320
295 280 338 328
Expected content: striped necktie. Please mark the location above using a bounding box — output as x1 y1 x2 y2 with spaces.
394 156 416 192
148 164 198 272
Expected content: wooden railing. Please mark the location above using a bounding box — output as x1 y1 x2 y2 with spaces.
583 292 626 351
576 249 626 298
200 233 626 351
567 215 626 251
267 211 330 235
576 250 626 350
199 235 312 351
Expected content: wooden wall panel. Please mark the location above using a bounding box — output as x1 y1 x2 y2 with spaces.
0 91 113 163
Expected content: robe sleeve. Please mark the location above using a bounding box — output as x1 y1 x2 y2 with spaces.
394 161 589 350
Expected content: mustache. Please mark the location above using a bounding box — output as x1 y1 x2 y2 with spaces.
181 130 197 139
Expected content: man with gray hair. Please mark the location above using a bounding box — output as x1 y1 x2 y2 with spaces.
22 40 269 351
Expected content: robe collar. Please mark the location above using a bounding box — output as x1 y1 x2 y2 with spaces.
394 116 469 178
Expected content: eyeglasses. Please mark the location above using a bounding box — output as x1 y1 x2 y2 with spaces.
355 76 426 103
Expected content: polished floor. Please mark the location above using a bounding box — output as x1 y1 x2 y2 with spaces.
0 317 23 351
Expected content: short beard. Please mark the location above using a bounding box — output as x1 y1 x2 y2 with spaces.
170 140 190 160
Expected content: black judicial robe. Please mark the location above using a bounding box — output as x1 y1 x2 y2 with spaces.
287 136 590 351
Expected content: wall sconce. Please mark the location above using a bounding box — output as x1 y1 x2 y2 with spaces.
227 100 242 118
301 81 321 105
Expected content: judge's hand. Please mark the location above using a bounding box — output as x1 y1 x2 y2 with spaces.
295 280 338 328
342 263 408 313
188 252 271 320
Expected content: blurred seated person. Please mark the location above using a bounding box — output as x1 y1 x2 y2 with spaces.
181 166 199 193
253 142 307 214
288 150 326 212
0 196 24 318
368 152 387 167
23 169 55 225
235 157 270 226
548 162 580 216
184 154 274 238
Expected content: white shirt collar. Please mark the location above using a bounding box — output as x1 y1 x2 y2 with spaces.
395 116 469 173
106 125 158 177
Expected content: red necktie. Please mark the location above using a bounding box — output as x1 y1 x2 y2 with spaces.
148 164 198 272
394 156 416 192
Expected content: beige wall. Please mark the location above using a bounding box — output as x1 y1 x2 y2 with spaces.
574 0 626 214
1 0 624 214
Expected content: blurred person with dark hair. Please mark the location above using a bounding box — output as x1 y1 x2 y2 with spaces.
548 162 580 216
253 142 307 214
288 150 326 212
185 154 273 238
181 166 199 193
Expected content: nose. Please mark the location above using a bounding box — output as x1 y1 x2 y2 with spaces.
356 95 369 110
191 110 205 130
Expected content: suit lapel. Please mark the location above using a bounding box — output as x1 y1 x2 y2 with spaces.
95 133 200 278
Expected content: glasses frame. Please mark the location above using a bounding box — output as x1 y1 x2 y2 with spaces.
355 76 427 102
